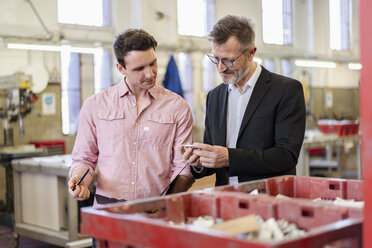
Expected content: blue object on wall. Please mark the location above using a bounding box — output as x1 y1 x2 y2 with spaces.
163 55 184 97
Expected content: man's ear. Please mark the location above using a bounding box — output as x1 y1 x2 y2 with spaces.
116 63 126 75
250 47 257 56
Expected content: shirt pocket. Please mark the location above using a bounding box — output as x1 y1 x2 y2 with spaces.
144 113 174 146
96 111 126 154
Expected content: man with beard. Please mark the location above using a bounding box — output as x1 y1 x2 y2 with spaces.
182 15 306 186
68 29 194 207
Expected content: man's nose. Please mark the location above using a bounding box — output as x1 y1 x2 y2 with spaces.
144 66 155 77
217 60 227 72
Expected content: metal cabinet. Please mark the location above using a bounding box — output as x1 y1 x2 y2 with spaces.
12 155 91 248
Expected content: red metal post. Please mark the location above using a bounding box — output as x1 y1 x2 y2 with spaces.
360 0 372 247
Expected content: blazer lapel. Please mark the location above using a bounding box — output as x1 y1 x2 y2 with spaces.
216 84 228 146
237 68 271 139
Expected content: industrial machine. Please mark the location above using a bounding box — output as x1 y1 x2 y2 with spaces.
0 73 38 247
0 73 36 146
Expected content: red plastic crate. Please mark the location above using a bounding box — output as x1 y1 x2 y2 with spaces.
212 176 363 201
308 148 324 156
29 140 66 154
80 191 362 248
317 120 359 136
211 176 364 219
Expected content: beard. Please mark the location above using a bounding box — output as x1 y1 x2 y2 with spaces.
220 62 250 85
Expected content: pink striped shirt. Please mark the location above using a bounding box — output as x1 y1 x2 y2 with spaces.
70 80 194 206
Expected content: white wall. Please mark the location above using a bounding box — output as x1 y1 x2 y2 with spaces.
0 0 361 140
0 0 361 83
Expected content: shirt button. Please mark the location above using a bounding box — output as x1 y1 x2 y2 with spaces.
133 141 136 145
131 181 135 185
132 161 135 165
159 119 162 122
132 103 136 106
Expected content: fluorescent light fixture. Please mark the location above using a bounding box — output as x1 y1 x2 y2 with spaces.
70 47 98 54
348 63 362 70
8 43 61 52
295 59 337 68
254 57 263 65
7 43 98 54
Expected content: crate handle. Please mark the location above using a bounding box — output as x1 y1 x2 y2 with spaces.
301 208 314 217
329 182 340 190
239 201 249 209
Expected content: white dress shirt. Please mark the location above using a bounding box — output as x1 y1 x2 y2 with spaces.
226 64 262 184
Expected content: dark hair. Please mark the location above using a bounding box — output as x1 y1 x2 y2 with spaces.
113 29 158 68
209 15 256 51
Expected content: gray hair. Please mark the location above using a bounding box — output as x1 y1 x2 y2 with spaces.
209 15 256 51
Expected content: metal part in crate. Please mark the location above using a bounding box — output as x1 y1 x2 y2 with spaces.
80 191 362 248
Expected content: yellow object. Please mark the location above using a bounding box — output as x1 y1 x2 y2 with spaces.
211 214 260 235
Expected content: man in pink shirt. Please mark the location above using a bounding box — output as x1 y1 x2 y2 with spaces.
68 29 194 207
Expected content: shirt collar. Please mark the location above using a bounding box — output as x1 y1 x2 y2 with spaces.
228 63 262 93
118 77 161 99
118 79 130 97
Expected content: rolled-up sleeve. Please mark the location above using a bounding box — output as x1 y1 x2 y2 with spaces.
171 99 194 182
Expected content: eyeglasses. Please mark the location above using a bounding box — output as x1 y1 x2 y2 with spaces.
207 47 250 68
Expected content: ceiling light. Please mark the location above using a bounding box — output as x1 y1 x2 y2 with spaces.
295 59 337 68
348 63 362 70
8 43 61 52
7 43 99 54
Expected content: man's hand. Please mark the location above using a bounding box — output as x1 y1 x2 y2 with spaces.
191 142 229 168
167 175 194 194
68 170 91 201
180 144 202 167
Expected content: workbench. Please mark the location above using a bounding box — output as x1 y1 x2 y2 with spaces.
0 147 45 228
11 155 92 248
297 134 361 179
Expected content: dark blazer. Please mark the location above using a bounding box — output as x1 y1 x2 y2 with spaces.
192 66 306 186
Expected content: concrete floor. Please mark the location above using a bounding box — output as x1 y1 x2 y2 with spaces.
0 225 63 248
17 236 63 248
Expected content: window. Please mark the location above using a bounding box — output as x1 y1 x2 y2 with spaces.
329 0 352 50
58 0 111 26
281 59 292 77
202 55 216 92
61 46 112 135
263 59 276 72
178 53 194 112
262 0 292 45
177 0 215 37
94 48 112 93
61 47 81 135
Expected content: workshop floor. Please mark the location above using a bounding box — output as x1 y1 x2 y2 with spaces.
188 174 215 191
18 236 63 248
0 232 65 248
